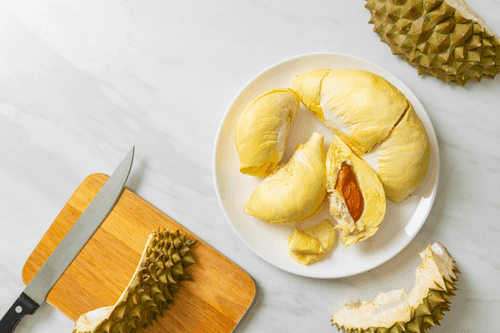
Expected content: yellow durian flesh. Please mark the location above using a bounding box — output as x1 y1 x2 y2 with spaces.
289 68 330 121
332 242 460 333
244 132 326 224
235 88 300 177
288 227 326 255
287 220 337 265
326 136 386 247
292 69 407 155
368 101 432 203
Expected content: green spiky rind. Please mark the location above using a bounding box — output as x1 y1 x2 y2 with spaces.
73 229 197 333
365 0 500 85
332 265 460 333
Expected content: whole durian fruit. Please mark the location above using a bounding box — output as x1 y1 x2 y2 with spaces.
365 0 500 85
72 229 197 333
332 242 460 333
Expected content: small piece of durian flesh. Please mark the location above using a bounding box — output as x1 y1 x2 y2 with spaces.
287 220 337 265
288 227 326 254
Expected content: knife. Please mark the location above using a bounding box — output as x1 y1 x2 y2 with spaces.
0 147 135 333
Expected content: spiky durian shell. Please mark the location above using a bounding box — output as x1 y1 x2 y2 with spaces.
72 229 197 333
331 242 460 333
365 0 500 85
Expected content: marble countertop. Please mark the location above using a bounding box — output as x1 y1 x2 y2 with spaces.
1 1 499 332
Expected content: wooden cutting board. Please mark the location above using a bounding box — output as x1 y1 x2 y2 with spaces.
22 173 256 333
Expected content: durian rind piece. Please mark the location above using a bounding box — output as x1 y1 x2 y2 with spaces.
292 69 407 155
244 132 327 224
326 135 386 247
366 101 432 203
287 220 337 264
72 229 197 333
235 88 300 177
332 242 460 333
365 0 500 85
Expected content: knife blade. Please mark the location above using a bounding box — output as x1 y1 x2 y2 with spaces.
0 146 135 333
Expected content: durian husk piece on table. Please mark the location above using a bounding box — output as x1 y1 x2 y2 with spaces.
332 242 460 333
365 0 500 85
244 132 327 224
287 220 337 265
291 69 431 203
73 229 197 333
326 135 386 247
235 88 300 177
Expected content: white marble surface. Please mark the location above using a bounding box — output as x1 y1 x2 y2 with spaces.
1 0 499 332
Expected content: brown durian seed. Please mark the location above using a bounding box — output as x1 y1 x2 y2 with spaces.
72 230 197 333
365 0 500 85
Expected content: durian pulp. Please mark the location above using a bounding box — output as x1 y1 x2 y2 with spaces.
235 88 299 177
288 227 326 254
318 69 407 155
326 136 386 247
331 242 458 330
243 132 326 224
287 220 337 265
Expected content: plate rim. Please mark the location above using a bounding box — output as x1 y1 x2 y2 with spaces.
213 51 440 278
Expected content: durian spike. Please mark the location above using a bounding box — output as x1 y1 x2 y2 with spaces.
72 229 197 333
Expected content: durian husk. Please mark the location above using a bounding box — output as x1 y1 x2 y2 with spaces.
365 0 500 85
326 135 386 247
244 132 327 224
72 229 197 333
287 220 337 264
332 242 460 333
235 88 300 177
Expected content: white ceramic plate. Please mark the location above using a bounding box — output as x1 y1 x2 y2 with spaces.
213 52 439 278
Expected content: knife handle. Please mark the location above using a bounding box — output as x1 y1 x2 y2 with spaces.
0 292 40 333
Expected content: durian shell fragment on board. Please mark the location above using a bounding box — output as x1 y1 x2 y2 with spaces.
235 88 300 177
365 0 500 85
331 242 460 333
244 132 327 224
72 229 197 333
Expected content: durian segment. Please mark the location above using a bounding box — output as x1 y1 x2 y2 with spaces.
366 101 432 203
244 132 327 224
292 69 407 155
365 0 500 85
73 229 197 333
288 227 326 254
287 220 337 265
326 136 386 247
331 242 460 333
235 88 300 177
